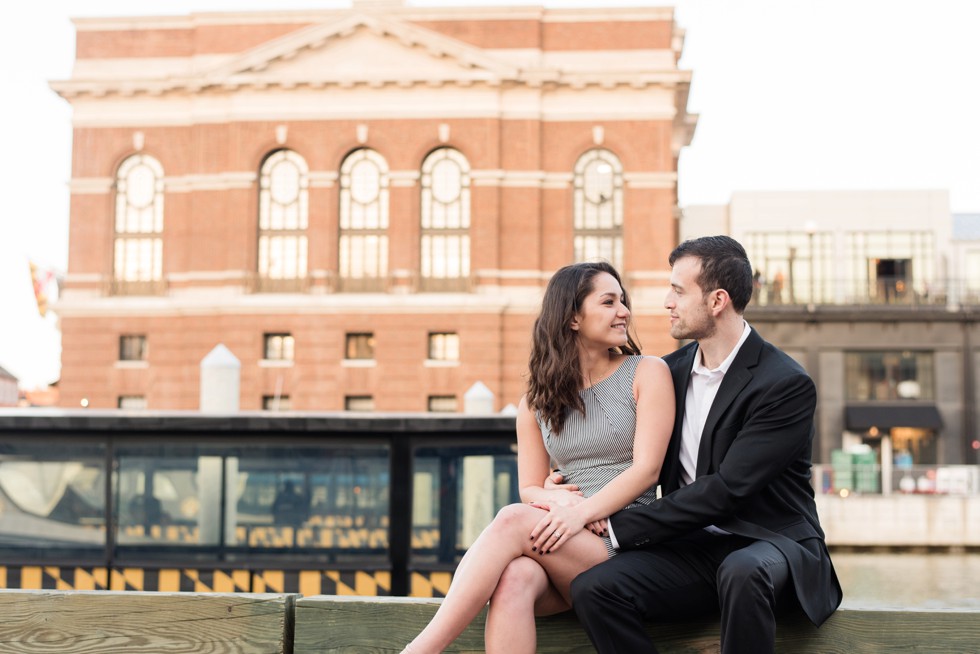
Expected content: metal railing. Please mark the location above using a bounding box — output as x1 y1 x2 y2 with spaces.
813 463 980 496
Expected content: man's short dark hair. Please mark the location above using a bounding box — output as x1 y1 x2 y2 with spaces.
669 235 753 312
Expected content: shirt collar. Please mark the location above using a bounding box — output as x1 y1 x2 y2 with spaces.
691 320 752 376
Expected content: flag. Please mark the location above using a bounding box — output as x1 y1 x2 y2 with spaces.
29 261 56 317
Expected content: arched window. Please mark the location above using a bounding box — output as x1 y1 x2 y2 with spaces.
573 149 623 268
339 149 389 292
113 154 165 294
257 149 309 292
420 147 470 291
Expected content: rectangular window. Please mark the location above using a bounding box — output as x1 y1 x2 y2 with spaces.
119 335 147 361
264 333 295 361
118 395 147 410
345 333 375 360
428 332 459 361
345 395 374 412
844 351 935 401
428 395 457 413
262 395 291 411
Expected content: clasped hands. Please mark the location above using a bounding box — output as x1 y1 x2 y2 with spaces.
527 470 608 554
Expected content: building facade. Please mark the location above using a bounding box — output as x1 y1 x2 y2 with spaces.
53 2 696 411
682 190 980 468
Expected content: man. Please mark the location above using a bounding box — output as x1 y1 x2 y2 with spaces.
569 235 842 653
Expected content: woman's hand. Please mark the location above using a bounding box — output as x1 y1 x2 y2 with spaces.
527 503 591 554
542 471 606 535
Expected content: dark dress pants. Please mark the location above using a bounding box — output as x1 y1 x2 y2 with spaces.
570 531 791 654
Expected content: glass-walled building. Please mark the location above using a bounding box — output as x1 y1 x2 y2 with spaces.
680 191 979 469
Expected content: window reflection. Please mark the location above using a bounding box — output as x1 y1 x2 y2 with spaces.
0 443 106 550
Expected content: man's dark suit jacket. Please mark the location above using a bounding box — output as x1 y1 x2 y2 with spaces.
610 328 843 625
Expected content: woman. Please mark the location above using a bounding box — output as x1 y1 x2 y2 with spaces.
402 261 674 653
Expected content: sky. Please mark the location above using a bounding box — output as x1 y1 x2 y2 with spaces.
1 0 979 389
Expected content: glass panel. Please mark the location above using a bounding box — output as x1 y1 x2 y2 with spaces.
119 335 147 361
264 334 295 361
0 442 107 552
428 333 459 361
844 351 935 401
114 155 164 290
233 445 389 556
427 396 458 412
262 396 290 411
573 149 623 268
258 150 309 285
114 443 390 558
345 396 375 411
412 445 518 565
340 149 389 286
345 333 375 360
421 148 470 285
118 396 147 410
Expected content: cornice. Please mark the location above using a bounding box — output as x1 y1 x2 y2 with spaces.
53 12 691 100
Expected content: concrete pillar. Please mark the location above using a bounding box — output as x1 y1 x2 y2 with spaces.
199 344 240 413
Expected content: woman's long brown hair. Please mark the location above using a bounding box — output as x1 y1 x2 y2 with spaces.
526 261 641 435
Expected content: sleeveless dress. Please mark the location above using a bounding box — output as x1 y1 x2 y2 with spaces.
536 355 658 557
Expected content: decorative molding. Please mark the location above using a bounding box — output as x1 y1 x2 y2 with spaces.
592 125 604 145
622 171 678 189
356 123 369 144
275 124 288 144
133 131 145 151
438 123 450 143
164 172 257 192
68 178 114 194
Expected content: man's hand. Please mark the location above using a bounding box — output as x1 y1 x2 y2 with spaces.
538 470 607 538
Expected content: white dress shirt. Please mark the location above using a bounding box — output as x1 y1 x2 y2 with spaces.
608 321 751 549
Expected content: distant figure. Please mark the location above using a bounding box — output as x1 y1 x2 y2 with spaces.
771 268 785 304
752 269 765 303
129 493 169 526
272 481 308 525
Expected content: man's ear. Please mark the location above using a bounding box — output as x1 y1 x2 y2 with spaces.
709 289 730 315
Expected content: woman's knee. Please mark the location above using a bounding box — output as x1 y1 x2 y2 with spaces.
494 556 548 603
490 503 539 532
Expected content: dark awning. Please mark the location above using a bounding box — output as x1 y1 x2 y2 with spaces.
844 404 943 430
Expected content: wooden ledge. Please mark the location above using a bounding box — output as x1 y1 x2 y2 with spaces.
0 590 299 654
294 595 980 653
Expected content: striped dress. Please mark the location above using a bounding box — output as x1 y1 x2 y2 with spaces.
537 355 658 557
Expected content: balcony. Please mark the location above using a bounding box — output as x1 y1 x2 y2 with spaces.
748 277 980 313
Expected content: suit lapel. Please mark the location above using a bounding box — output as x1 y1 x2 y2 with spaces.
695 329 764 478
665 344 697 491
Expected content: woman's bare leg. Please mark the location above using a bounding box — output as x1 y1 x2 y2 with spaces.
485 556 569 654
402 503 608 653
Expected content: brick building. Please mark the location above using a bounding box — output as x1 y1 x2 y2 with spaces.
52 1 696 411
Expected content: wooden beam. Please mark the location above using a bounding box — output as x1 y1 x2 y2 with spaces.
0 590 298 653
294 595 980 653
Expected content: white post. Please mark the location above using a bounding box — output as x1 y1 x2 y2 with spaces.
880 434 893 496
462 381 495 546
200 344 240 413
198 345 241 544
464 381 494 414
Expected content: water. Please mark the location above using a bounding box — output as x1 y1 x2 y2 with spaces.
831 552 980 610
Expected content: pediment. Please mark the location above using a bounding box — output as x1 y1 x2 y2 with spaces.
200 13 519 88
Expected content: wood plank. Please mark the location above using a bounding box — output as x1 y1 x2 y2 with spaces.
294 595 980 654
0 590 297 654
